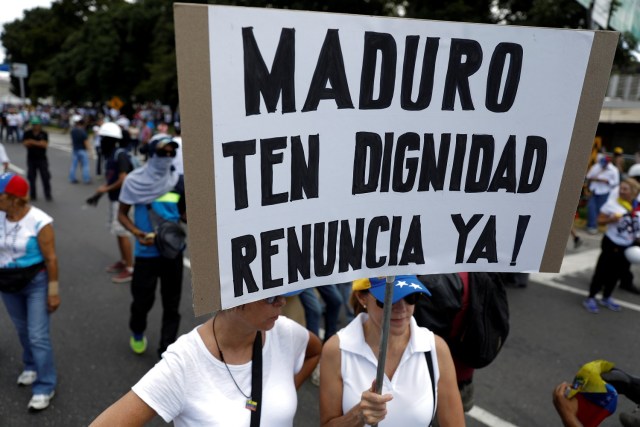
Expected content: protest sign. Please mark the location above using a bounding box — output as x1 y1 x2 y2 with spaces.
174 4 618 314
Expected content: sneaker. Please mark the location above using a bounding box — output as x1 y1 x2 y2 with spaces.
105 261 126 274
583 298 599 313
587 228 599 235
17 370 37 386
28 391 55 411
598 297 622 312
111 269 133 284
130 336 147 354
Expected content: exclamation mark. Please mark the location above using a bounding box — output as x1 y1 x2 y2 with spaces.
510 215 531 266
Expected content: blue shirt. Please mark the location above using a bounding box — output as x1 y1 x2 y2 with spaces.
133 192 182 258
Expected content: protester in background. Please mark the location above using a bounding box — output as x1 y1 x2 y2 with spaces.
6 108 23 143
0 141 11 172
117 135 184 358
613 147 626 181
92 117 104 176
0 107 8 142
22 117 52 201
584 178 640 313
414 272 507 416
171 128 184 195
585 155 620 234
605 163 640 295
89 122 135 284
0 173 59 411
299 285 343 342
68 116 92 184
320 276 464 426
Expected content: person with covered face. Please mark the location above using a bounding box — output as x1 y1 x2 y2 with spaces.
117 134 185 358
319 275 464 426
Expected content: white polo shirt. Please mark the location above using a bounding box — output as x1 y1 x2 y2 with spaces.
338 313 438 426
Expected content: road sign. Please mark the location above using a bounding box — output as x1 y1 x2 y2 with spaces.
10 63 28 78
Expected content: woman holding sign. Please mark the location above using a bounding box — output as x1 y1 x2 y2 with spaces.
319 275 464 426
90 296 322 426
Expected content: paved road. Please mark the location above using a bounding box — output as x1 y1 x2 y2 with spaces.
0 130 639 426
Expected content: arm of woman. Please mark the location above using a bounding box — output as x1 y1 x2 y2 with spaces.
597 211 621 226
433 335 465 427
37 223 59 313
90 390 157 427
319 335 392 427
294 331 322 389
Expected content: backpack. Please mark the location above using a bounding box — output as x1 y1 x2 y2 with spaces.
414 273 509 369
114 148 141 170
449 273 510 369
146 204 186 259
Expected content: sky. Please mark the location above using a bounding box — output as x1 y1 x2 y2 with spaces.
0 0 54 64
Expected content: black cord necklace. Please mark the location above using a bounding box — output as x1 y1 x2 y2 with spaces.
212 315 261 413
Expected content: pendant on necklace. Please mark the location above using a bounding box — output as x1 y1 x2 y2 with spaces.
245 399 257 411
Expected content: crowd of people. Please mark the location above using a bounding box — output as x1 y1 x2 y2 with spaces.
0 102 638 426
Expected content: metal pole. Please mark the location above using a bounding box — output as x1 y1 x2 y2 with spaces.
19 77 25 103
372 275 394 427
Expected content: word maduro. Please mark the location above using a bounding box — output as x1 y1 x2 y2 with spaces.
230 215 423 297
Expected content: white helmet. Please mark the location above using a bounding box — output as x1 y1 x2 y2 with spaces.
628 164 640 178
116 116 130 128
625 246 640 264
98 122 123 139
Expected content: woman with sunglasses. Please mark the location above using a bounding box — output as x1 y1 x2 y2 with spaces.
91 295 322 426
319 275 464 426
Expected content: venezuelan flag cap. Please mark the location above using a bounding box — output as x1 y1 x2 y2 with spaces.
0 173 29 199
352 275 430 304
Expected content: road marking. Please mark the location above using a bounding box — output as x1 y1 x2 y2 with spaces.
468 406 520 427
531 248 640 312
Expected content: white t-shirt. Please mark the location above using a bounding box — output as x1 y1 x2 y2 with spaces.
132 316 309 427
338 313 438 426
600 198 640 246
0 206 52 268
587 163 619 195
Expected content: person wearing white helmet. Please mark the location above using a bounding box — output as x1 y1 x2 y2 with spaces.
88 121 136 284
68 116 91 184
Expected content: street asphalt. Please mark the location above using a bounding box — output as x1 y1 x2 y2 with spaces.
0 129 638 426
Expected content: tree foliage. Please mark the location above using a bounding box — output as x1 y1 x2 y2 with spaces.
1 0 635 106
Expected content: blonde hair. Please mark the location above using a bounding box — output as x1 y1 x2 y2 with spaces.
622 177 640 197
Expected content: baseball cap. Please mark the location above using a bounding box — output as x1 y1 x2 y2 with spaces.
352 275 431 304
149 134 179 154
30 116 41 125
0 173 29 198
614 147 624 155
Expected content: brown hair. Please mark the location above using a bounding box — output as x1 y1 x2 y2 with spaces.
350 290 369 316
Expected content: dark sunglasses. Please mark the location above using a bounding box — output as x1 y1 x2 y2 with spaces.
264 295 285 305
156 149 177 158
374 292 421 309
